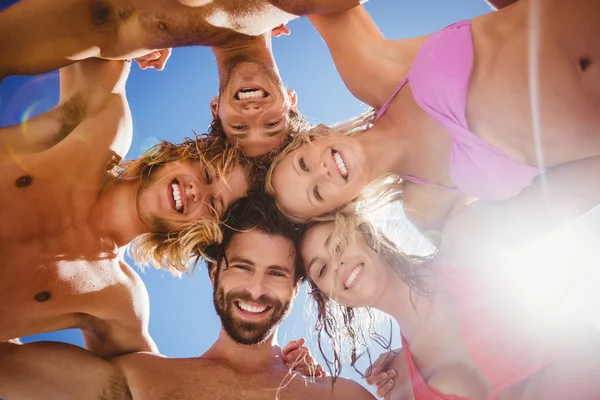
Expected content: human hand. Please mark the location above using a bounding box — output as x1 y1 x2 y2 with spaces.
272 24 291 37
282 338 327 378
134 48 172 71
366 351 398 399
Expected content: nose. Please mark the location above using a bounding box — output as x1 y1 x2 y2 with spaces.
240 102 264 115
188 181 209 207
318 160 331 181
245 273 268 299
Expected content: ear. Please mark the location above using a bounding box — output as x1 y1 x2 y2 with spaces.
209 262 218 284
210 97 219 120
293 280 301 296
287 89 298 110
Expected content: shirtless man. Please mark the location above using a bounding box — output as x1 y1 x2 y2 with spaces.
0 0 364 156
0 57 250 357
0 195 384 400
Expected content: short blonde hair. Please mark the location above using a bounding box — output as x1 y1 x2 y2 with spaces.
118 134 243 275
265 109 405 223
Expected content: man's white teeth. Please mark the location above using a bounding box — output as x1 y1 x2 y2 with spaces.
237 89 265 100
237 301 268 314
333 151 348 179
171 183 183 211
345 264 363 289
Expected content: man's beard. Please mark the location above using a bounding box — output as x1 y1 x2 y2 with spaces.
219 56 284 99
213 281 292 346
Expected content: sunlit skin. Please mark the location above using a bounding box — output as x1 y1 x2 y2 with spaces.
138 160 249 231
300 223 397 309
211 30 299 157
280 1 600 234
0 230 377 400
0 0 363 83
272 133 393 219
301 154 600 400
211 231 298 345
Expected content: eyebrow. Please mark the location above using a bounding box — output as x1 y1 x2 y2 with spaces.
267 265 293 275
266 127 285 138
217 196 225 216
307 233 332 276
228 257 255 266
229 131 249 139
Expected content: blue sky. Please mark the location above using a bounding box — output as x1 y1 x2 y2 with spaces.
0 0 505 393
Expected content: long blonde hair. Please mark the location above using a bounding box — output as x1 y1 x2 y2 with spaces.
265 109 406 223
118 134 243 275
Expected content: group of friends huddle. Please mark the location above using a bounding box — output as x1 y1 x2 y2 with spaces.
1 0 600 399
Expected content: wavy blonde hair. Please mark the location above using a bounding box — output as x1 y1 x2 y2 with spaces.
265 109 406 224
118 134 244 275
299 211 432 380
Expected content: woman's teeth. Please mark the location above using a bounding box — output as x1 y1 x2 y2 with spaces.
333 150 348 180
236 301 268 314
171 183 183 212
344 263 364 289
236 89 265 100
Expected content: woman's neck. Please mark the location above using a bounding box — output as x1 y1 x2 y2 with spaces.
372 262 435 342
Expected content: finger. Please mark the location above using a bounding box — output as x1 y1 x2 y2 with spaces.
142 51 161 60
284 349 301 361
136 60 149 70
376 379 394 398
288 348 309 362
282 338 305 354
368 369 396 386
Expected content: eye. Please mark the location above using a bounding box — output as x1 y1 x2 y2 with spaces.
318 264 327 278
232 124 248 131
233 264 249 271
313 186 323 201
299 157 309 172
269 271 287 277
264 120 280 128
209 196 216 212
204 168 213 184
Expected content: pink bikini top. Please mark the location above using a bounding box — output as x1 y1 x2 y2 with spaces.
374 20 542 201
401 334 470 400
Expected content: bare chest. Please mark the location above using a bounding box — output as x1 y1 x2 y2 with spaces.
0 237 122 340
128 360 336 400
467 10 600 167
0 160 120 340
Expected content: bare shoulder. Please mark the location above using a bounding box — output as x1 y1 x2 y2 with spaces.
81 259 156 357
0 340 126 400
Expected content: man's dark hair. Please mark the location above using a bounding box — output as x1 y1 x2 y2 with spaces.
203 194 305 283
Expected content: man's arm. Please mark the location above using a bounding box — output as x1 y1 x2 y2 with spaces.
0 58 132 156
0 340 127 400
83 262 158 358
0 0 154 79
307 6 425 109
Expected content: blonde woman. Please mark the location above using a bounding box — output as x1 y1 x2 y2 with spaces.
267 1 600 240
299 155 600 399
